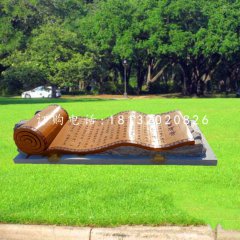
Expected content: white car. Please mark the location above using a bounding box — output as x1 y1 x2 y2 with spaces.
21 86 61 98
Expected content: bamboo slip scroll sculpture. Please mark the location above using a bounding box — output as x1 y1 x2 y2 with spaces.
13 105 217 165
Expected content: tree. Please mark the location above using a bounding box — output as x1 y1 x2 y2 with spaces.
1 0 240 96
3 22 94 95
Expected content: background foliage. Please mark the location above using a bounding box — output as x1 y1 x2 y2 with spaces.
1 0 240 95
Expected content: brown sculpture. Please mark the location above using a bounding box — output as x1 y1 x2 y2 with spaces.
14 105 195 156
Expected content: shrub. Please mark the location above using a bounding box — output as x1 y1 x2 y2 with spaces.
148 81 182 94
100 81 117 94
1 65 46 95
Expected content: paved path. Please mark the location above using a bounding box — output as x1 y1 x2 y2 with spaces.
0 224 240 240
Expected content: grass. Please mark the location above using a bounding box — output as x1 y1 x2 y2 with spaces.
0 97 239 229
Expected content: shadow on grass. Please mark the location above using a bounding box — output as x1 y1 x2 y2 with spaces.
0 97 115 105
0 94 238 105
146 93 238 99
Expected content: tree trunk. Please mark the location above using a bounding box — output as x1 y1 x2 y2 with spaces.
147 64 168 84
147 64 152 82
79 80 84 90
113 68 118 83
136 64 146 95
178 61 190 95
51 84 57 98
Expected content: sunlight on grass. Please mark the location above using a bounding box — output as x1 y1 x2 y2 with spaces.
0 97 239 229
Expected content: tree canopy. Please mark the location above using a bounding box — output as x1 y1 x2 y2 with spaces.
1 0 240 95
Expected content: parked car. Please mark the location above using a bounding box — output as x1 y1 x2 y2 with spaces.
21 86 61 98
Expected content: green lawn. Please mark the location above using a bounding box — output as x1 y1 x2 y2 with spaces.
0 97 239 229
